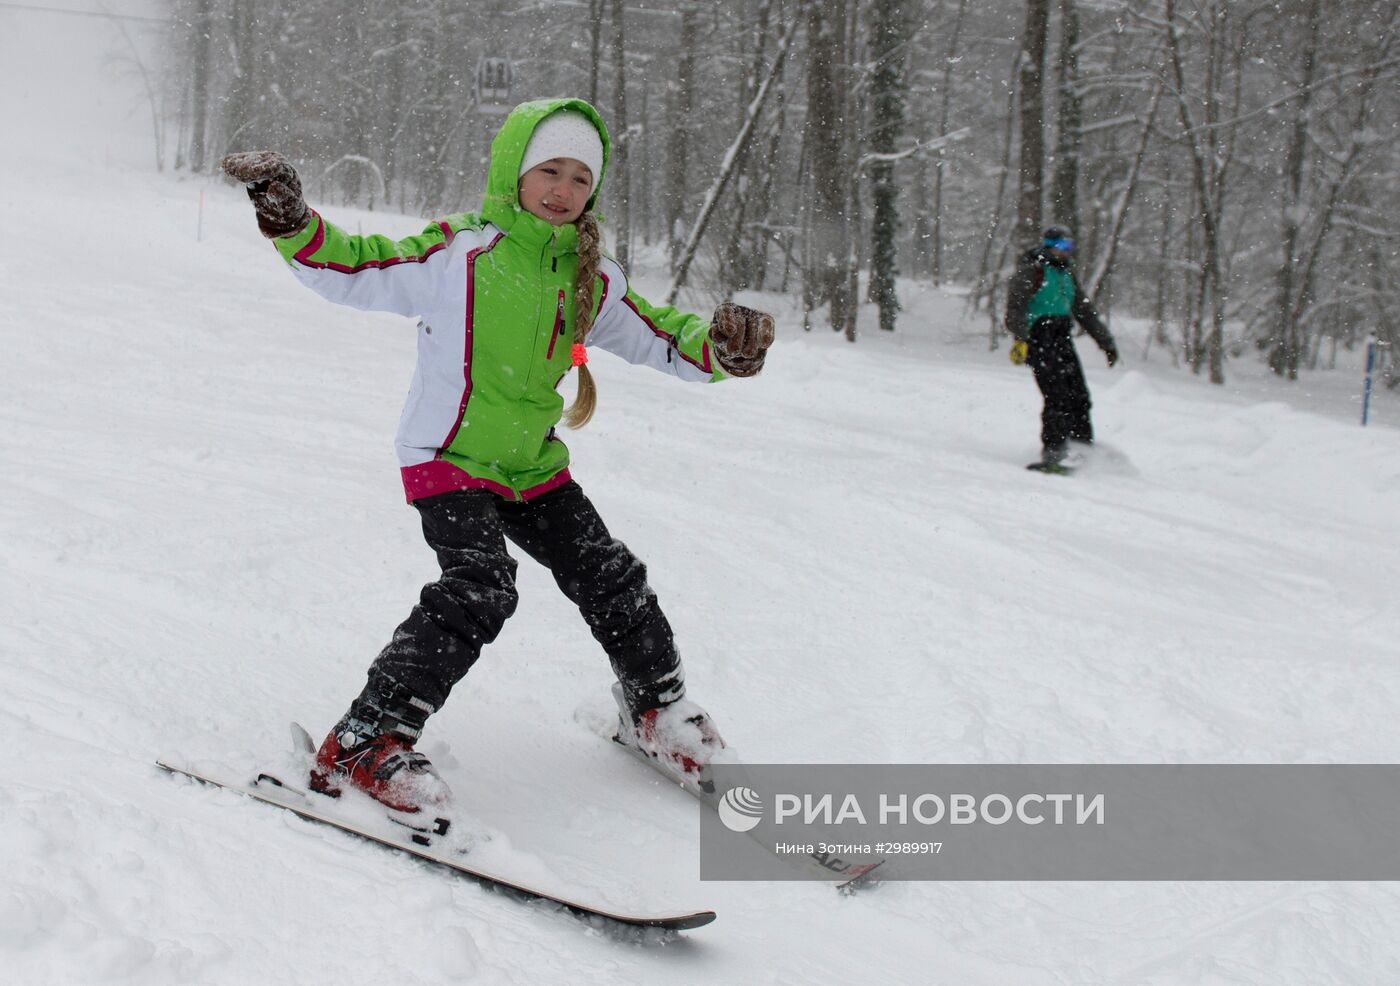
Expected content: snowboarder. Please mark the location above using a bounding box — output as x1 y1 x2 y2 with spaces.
1005 225 1118 467
220 98 773 817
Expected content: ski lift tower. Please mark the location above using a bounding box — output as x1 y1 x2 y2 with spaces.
475 56 513 117
471 55 514 179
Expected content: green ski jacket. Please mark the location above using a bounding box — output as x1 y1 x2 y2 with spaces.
270 97 725 502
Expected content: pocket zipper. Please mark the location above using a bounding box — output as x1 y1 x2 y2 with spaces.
545 289 565 360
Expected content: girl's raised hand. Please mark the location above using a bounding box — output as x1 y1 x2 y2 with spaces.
220 151 311 239
709 302 775 378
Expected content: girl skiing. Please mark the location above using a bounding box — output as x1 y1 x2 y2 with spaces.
221 98 774 817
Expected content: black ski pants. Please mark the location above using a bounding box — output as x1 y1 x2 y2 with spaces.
362 481 681 719
1028 315 1094 452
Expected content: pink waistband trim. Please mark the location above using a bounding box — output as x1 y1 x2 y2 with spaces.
400 460 572 503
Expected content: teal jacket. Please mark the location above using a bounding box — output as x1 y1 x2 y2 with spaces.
270 98 724 502
1003 247 1112 350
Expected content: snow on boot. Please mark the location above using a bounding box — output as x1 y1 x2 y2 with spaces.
612 683 726 795
1060 441 1091 468
310 724 452 816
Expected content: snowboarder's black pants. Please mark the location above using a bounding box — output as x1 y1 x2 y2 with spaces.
358 481 681 722
1028 315 1094 453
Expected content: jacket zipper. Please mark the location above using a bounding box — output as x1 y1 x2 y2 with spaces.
551 231 558 272
546 289 565 359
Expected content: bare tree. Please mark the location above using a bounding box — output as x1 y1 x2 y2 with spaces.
867 0 910 332
1014 0 1050 243
1161 0 1256 383
666 8 800 304
717 0 775 298
185 0 212 172
1267 0 1397 379
1083 80 1162 303
221 0 260 153
930 0 969 286
608 0 631 270
587 0 603 106
971 45 1021 343
803 0 855 334
666 6 700 266
1047 0 1080 230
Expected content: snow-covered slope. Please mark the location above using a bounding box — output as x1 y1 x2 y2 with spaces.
5 9 1400 985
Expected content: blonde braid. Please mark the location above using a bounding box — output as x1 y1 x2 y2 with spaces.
562 211 601 429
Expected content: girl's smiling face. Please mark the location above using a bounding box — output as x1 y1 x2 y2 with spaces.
518 158 593 225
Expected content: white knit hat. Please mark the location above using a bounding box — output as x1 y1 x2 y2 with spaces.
518 109 604 183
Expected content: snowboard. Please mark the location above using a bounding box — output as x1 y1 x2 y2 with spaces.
1026 443 1137 477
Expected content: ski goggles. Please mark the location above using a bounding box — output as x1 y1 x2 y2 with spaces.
1043 237 1075 252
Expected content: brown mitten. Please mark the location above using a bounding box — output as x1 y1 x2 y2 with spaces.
219 151 311 239
709 302 775 377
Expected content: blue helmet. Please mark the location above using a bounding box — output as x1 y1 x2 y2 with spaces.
1042 225 1074 252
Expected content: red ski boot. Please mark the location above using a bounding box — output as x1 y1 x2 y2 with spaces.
310 726 452 816
613 683 727 795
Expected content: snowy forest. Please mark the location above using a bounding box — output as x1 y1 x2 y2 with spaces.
151 0 1398 386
